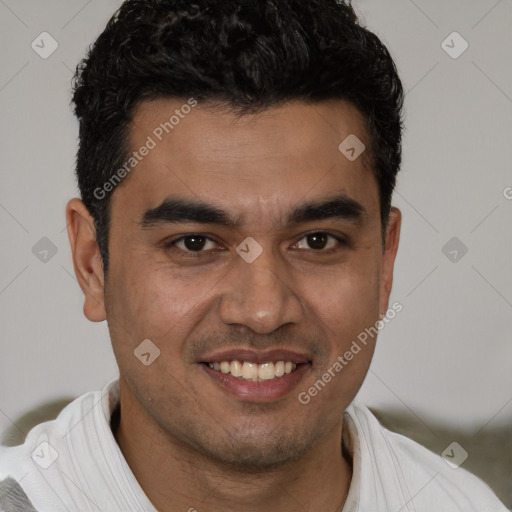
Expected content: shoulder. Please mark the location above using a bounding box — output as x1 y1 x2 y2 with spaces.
344 403 509 512
0 386 108 511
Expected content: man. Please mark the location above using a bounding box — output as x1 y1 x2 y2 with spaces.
0 0 508 510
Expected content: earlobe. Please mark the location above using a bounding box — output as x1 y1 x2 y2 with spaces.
66 198 106 322
378 207 401 316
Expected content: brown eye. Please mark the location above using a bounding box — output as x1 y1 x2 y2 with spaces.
179 235 208 251
295 232 342 251
165 234 219 254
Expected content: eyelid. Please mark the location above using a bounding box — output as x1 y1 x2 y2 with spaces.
291 231 349 252
163 233 222 250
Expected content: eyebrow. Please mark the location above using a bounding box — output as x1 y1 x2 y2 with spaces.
139 193 367 229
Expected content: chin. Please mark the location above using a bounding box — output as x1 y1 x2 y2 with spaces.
195 426 323 472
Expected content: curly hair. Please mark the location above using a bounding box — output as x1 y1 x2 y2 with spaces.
72 0 404 274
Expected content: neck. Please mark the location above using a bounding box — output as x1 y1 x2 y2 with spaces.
112 388 352 512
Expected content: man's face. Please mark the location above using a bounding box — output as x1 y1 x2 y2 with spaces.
87 98 400 467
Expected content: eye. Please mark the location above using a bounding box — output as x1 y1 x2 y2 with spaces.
165 234 220 255
164 231 347 257
294 232 345 252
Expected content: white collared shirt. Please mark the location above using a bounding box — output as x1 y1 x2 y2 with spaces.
0 379 508 511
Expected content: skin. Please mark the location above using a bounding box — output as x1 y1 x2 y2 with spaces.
66 98 401 512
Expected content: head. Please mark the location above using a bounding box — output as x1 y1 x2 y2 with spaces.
67 0 404 469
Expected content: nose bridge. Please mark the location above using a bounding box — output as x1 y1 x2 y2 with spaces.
218 244 303 334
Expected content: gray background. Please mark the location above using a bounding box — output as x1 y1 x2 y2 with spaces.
0 0 511 499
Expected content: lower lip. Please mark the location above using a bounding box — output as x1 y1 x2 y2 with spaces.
201 363 311 403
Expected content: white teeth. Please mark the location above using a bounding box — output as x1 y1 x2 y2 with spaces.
242 361 258 380
231 360 243 377
208 360 299 381
274 361 285 377
258 362 275 380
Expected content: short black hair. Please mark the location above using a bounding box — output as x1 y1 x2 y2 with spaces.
72 0 404 274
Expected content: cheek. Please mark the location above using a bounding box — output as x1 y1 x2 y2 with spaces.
299 270 380 411
119 267 203 337
108 256 230 372
307 256 381 330
106 266 207 396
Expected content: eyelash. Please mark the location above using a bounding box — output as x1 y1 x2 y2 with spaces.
163 231 348 258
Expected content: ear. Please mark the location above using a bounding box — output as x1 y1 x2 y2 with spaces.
66 198 106 322
378 207 401 317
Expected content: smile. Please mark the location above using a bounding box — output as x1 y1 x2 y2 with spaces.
206 360 298 381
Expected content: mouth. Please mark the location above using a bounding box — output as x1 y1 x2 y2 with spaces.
199 349 312 402
204 360 299 381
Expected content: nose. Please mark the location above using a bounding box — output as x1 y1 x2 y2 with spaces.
217 246 303 334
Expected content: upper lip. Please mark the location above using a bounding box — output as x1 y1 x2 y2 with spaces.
200 348 313 364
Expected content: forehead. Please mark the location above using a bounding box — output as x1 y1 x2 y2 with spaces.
111 98 379 228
